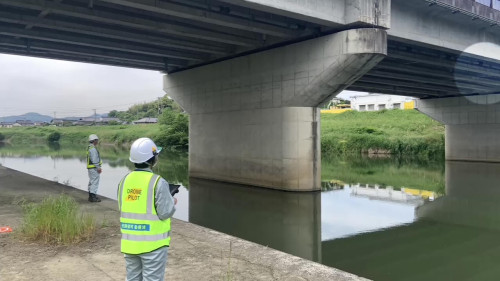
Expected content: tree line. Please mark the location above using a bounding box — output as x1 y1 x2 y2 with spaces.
108 96 188 150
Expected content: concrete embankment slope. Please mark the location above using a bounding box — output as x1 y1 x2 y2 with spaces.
0 165 369 281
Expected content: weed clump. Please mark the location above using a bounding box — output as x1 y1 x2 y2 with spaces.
20 195 96 244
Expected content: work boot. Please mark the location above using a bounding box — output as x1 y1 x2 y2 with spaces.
88 193 101 203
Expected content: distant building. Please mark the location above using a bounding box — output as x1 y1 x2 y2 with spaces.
15 120 35 126
350 94 415 111
133 118 158 124
33 121 49 126
73 117 96 126
0 122 14 128
52 117 122 126
100 117 121 124
52 118 65 126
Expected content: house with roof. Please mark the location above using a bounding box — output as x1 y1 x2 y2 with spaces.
133 118 158 124
0 122 14 128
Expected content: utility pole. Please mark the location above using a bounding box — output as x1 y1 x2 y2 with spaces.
93 109 97 125
158 97 161 115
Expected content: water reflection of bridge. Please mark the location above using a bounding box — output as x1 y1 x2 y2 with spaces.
190 161 500 280
323 161 500 281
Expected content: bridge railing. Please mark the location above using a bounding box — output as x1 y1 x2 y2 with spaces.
426 0 500 25
475 0 500 10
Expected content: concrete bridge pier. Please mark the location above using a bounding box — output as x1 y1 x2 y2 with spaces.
417 95 500 162
164 28 387 191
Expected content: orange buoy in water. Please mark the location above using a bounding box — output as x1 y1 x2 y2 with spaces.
0 226 13 233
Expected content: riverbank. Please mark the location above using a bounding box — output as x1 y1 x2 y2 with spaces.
321 110 444 158
1 109 445 158
0 166 368 281
0 124 160 146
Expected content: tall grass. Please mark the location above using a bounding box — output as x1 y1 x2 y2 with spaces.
20 195 96 244
321 109 445 158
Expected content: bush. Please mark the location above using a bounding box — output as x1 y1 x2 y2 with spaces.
156 111 189 149
0 132 4 141
47 131 61 142
20 195 96 244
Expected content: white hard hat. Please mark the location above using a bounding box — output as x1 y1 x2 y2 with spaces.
89 134 99 141
129 137 162 163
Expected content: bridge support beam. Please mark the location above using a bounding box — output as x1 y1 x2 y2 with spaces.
164 28 387 191
417 95 500 162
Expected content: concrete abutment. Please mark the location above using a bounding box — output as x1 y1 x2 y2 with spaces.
417 95 500 162
164 28 387 191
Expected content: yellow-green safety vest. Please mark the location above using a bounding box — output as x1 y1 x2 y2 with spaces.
86 145 102 169
118 171 171 255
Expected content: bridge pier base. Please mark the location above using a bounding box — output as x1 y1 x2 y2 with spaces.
164 28 387 191
417 95 500 162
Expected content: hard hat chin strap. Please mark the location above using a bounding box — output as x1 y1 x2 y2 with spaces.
151 155 158 167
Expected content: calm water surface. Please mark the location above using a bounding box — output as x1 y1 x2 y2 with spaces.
2 144 499 280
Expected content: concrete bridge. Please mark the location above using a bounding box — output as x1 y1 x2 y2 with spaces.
1 0 499 190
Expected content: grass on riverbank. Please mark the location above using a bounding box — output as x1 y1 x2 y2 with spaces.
321 109 444 158
19 195 96 244
0 124 160 145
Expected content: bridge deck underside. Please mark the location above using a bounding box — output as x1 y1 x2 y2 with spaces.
0 0 499 99
0 0 327 73
349 39 500 99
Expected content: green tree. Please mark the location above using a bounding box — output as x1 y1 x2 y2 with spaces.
108 110 118 117
156 110 188 149
106 95 184 124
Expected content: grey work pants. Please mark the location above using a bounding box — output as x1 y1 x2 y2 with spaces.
87 168 100 194
124 246 169 281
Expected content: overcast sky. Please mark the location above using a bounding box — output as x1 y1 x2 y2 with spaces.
0 42 497 118
0 54 165 118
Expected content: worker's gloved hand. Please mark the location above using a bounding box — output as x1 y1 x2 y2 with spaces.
97 168 102 174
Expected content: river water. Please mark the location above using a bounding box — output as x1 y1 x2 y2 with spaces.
2 143 499 280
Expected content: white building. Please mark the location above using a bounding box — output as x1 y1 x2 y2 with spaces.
350 94 415 111
133 118 158 124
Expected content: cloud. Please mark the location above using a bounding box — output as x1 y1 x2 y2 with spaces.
0 54 165 117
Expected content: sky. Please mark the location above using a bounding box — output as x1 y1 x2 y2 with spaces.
0 54 166 118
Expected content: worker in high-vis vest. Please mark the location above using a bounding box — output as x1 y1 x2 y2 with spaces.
118 137 177 281
87 134 102 202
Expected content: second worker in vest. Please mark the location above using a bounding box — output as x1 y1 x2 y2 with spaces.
118 137 177 281
87 134 102 203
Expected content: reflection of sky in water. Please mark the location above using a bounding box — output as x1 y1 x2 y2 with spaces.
0 156 189 221
1 155 419 241
321 186 416 241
